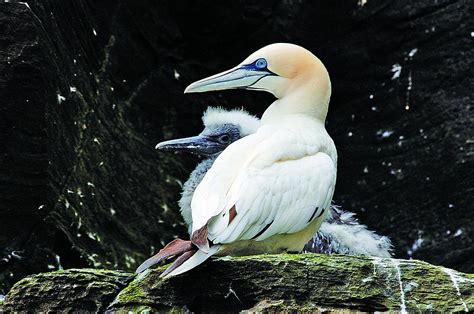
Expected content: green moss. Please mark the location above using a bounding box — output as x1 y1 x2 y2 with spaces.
112 305 186 313
8 276 38 291
247 299 347 312
118 305 154 313
115 277 146 304
227 252 373 265
4 255 473 312
229 252 315 262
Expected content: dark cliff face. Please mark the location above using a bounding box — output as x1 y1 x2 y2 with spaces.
0 0 472 293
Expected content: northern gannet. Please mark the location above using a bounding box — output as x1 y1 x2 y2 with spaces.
157 107 392 257
138 43 339 277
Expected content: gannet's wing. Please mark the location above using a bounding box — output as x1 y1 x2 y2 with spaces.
191 125 336 244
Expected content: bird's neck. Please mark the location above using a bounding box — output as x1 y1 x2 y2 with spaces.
262 69 331 125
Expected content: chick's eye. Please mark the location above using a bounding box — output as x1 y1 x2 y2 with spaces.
255 58 267 69
218 134 231 144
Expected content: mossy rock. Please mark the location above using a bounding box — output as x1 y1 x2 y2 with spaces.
2 269 133 312
3 254 473 312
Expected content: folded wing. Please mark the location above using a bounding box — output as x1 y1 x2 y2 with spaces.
191 125 337 246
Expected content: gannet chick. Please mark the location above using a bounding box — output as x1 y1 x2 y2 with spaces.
158 107 392 257
137 43 338 277
157 107 260 233
305 206 392 257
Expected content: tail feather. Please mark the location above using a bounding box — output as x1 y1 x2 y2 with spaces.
161 244 222 279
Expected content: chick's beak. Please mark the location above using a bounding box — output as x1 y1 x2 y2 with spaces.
155 135 224 156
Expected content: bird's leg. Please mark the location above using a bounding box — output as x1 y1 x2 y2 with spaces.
136 238 193 273
191 224 210 253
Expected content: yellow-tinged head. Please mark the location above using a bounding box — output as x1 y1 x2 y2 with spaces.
185 43 331 122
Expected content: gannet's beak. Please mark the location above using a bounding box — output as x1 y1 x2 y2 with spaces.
155 135 225 156
184 62 277 93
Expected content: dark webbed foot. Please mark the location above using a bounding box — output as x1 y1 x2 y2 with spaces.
136 238 193 273
160 249 197 278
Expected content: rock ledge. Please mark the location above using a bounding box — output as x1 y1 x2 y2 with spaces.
2 254 473 312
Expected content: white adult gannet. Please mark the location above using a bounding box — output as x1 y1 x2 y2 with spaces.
137 43 338 277
156 107 392 257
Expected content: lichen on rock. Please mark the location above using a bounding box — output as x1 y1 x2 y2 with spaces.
2 269 133 312
2 254 473 312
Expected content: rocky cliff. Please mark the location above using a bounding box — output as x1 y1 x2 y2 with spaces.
2 254 473 312
0 0 472 297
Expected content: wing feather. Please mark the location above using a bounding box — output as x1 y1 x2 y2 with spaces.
191 124 337 245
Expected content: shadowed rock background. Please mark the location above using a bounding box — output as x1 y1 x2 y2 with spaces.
0 0 472 296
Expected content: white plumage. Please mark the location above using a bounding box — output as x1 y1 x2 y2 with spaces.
192 120 336 247
137 43 343 277
201 107 260 137
173 107 392 258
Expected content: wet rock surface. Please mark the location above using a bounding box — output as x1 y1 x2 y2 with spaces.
2 254 473 312
0 0 472 295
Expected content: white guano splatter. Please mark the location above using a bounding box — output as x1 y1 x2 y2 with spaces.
371 256 380 275
393 259 407 314
57 94 66 104
442 267 469 312
391 64 402 80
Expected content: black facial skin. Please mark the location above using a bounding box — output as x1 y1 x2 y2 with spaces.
198 124 241 153
156 124 242 157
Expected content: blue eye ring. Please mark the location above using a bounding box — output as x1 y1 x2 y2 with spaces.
255 58 267 69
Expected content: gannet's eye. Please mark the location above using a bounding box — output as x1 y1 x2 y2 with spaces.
255 58 267 69
218 134 231 144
